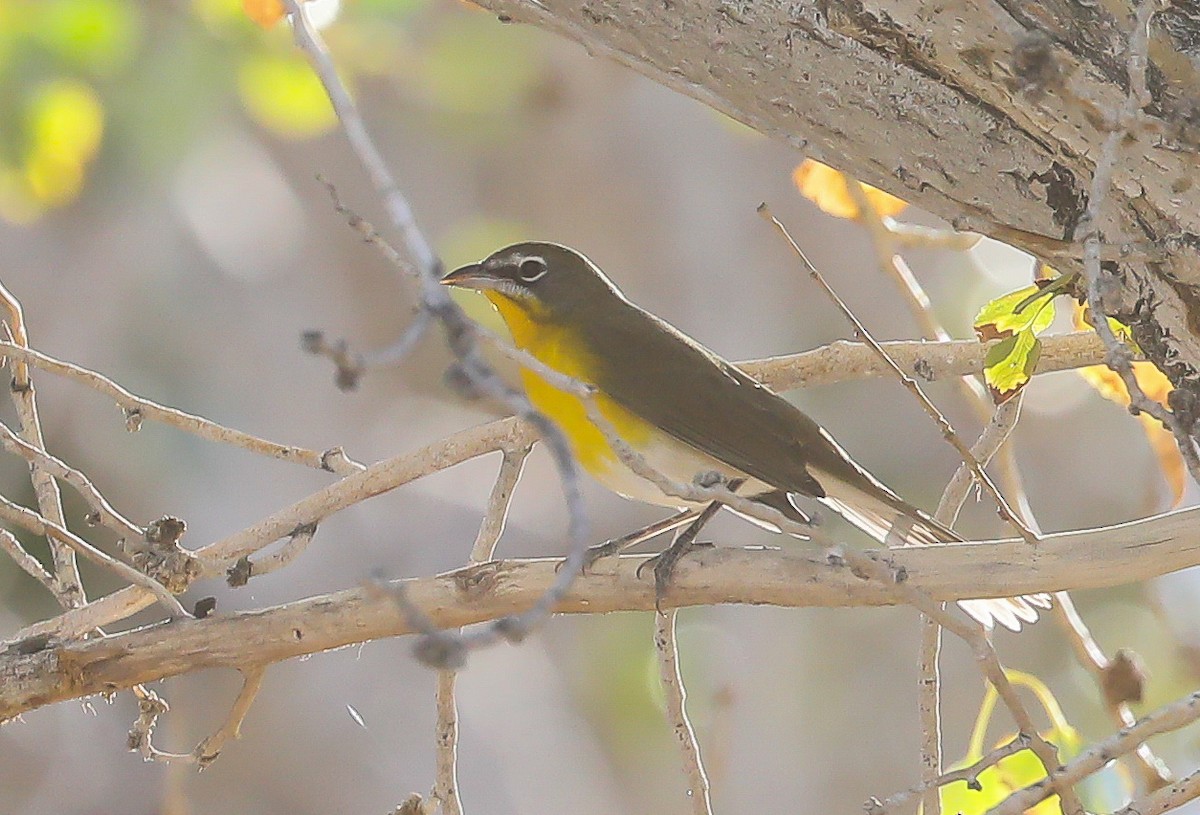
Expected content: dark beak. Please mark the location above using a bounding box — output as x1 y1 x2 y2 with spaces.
440 263 490 290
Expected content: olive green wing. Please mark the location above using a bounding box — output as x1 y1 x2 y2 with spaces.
581 302 840 499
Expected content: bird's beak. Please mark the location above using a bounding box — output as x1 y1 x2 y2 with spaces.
440 263 491 291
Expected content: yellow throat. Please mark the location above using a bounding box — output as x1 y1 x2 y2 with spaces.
483 291 655 477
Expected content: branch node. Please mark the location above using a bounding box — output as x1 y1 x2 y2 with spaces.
1102 648 1149 707
227 556 253 588
413 633 468 671
123 406 143 432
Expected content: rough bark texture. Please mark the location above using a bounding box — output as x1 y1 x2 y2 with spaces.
479 0 1200 391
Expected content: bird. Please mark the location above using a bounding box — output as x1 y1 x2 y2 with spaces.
441 241 1050 631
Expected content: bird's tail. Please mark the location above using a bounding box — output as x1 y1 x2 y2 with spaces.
815 474 1051 632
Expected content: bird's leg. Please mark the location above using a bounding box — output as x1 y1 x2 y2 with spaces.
569 508 701 574
638 477 745 610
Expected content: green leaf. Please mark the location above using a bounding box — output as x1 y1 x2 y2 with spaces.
974 285 1058 342
983 329 1042 404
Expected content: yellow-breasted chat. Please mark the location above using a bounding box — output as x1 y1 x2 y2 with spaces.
442 241 1048 630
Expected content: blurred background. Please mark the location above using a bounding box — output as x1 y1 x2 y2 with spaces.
0 1 1195 813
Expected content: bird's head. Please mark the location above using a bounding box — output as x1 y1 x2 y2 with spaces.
441 242 621 325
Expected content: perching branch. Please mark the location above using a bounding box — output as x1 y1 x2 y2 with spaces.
7 504 1200 721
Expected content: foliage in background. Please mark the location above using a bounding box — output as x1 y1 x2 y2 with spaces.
0 0 544 225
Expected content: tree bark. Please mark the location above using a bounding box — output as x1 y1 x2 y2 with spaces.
477 0 1200 390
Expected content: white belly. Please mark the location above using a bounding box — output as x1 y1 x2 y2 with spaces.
588 431 770 508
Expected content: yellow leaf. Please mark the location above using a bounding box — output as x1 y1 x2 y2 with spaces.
792 159 908 220
237 52 337 137
1073 302 1184 505
22 79 104 208
243 0 284 27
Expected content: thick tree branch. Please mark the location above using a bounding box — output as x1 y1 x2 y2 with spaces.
471 0 1200 402
5 503 1200 721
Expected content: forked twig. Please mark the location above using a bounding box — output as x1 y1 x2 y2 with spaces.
0 284 83 606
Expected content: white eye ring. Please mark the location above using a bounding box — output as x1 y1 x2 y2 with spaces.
518 257 548 283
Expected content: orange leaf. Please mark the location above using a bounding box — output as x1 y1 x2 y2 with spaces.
792 159 908 220
244 0 285 28
1073 302 1184 505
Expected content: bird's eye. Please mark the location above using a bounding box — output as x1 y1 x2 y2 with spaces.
518 257 548 283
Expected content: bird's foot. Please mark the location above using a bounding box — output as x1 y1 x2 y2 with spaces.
556 508 704 575
636 539 715 611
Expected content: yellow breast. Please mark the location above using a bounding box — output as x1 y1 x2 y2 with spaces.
486 292 654 477
484 291 755 508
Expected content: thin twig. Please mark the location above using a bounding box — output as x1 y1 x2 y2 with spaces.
282 0 589 663
432 445 530 815
0 526 56 594
1078 0 1200 484
835 547 1085 815
869 734 1032 815
128 668 266 765
759 205 1038 544
0 419 143 541
195 667 266 765
935 397 1024 523
1111 767 1200 815
988 689 1200 815
0 493 186 618
652 498 726 815
0 342 365 475
882 220 982 252
237 522 319 580
0 286 83 607
657 608 713 815
1052 592 1172 792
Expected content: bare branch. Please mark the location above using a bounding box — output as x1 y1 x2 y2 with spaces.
0 285 83 606
8 506 1200 720
1112 768 1200 815
0 526 55 595
281 0 589 661
760 206 1037 543
989 689 1200 815
1077 0 1200 485
869 735 1032 815
0 419 143 541
1052 593 1172 793
0 493 186 618
127 669 265 766
656 609 713 815
0 341 364 475
432 444 530 815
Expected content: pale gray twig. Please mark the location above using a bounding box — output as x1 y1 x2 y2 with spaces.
0 526 55 595
1078 0 1200 484
0 419 143 542
0 285 83 607
868 735 1031 815
281 0 588 663
0 493 185 618
988 689 1200 815
760 205 1038 544
0 342 364 475
656 608 713 815
432 444 530 815
1112 767 1200 815
128 668 265 766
